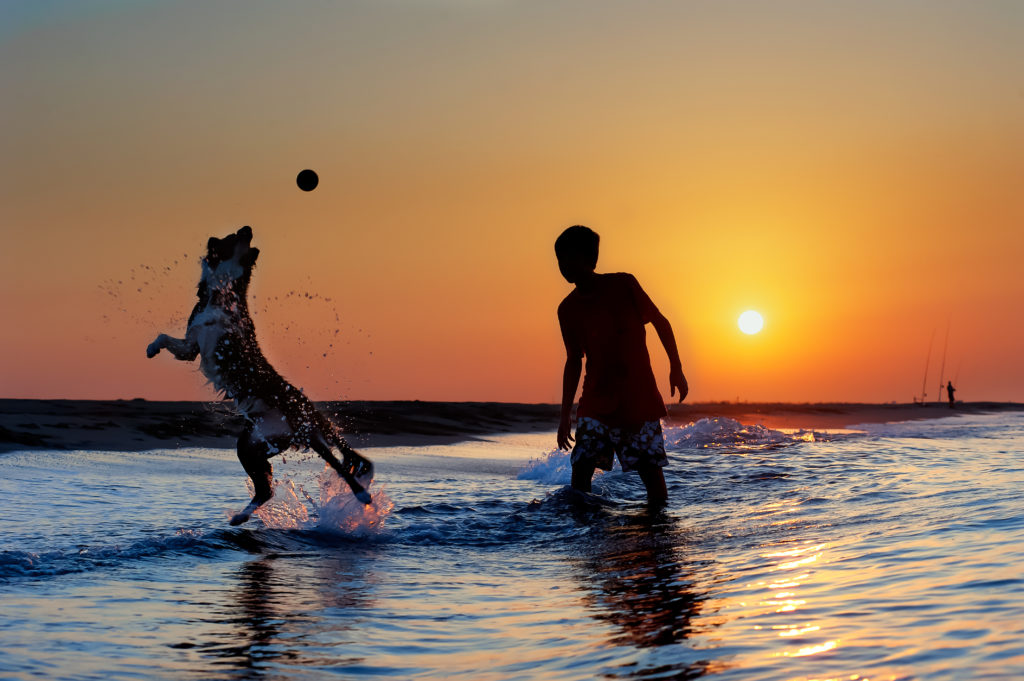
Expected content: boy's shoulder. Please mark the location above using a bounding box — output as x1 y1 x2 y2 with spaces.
557 273 639 313
596 272 643 292
557 290 578 318
607 271 640 286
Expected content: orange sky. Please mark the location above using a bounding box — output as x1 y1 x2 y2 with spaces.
1 1 1022 403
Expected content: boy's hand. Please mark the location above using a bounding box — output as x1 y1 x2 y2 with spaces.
557 416 575 450
669 365 688 403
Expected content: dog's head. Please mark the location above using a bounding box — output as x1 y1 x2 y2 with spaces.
199 225 260 299
195 225 260 313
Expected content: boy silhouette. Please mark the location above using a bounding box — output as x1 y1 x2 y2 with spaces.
555 225 688 505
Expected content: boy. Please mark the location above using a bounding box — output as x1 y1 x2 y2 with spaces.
555 225 687 505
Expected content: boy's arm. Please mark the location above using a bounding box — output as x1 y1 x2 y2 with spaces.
557 304 583 450
651 311 688 402
626 275 688 402
558 356 582 450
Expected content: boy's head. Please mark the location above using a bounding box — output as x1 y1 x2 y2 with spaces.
555 225 599 284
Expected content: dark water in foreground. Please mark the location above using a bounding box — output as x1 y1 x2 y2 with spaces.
2 414 1023 680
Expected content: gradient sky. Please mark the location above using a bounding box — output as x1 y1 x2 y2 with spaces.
2 1 1022 403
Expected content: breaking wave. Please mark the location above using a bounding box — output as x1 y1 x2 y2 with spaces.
663 417 819 449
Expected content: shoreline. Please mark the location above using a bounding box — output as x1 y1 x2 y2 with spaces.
1 399 1021 453
663 401 1024 430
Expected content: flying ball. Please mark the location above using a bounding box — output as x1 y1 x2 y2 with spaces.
296 169 319 192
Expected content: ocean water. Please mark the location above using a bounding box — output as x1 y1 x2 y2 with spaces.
2 412 1023 680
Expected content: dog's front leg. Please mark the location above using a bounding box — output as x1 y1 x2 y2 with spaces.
147 333 199 361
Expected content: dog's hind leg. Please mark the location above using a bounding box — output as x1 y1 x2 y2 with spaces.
310 437 372 505
229 427 280 526
335 436 374 481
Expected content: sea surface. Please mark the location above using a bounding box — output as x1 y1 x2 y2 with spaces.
2 412 1023 680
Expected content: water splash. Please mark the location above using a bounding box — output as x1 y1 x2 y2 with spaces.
246 464 394 536
518 448 614 484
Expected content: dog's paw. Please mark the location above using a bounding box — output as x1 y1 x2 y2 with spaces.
229 500 261 525
146 337 163 358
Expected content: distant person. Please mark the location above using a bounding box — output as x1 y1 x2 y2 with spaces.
947 381 956 409
554 225 688 506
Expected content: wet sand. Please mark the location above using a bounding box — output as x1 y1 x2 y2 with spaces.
1 399 1021 453
0 399 558 453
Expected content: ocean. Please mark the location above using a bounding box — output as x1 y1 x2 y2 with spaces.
2 412 1023 680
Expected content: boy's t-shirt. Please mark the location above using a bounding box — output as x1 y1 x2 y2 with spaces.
558 272 666 427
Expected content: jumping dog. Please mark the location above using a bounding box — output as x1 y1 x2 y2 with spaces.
146 226 373 525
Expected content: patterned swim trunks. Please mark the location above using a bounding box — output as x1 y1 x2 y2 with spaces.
571 416 668 473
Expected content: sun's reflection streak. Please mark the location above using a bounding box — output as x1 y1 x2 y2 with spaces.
782 639 839 657
776 624 820 637
769 573 809 589
729 539 854 669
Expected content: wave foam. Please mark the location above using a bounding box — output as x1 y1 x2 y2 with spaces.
665 417 817 450
518 418 817 484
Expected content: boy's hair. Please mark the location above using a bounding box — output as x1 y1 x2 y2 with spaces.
554 225 600 267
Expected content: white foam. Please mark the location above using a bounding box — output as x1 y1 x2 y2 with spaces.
664 417 816 450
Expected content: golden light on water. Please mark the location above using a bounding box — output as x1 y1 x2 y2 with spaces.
777 625 821 637
738 310 765 335
786 639 839 657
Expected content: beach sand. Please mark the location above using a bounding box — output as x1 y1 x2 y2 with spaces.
1 398 1021 453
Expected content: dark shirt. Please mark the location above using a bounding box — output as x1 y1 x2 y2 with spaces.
558 273 666 426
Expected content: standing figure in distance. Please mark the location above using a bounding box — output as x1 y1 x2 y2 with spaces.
554 225 688 506
947 380 956 409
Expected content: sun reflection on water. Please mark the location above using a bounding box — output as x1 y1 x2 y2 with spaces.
780 638 839 657
776 624 820 637
724 539 856 674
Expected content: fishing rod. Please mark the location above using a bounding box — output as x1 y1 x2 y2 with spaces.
937 323 949 406
920 328 935 404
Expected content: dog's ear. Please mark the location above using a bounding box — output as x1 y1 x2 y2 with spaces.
238 225 253 240
242 247 260 268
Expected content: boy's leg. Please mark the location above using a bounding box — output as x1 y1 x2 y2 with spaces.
570 417 615 494
617 421 669 505
571 460 597 493
637 464 668 507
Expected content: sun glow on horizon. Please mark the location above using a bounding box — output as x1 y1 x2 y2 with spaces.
1 3 1022 403
738 310 765 335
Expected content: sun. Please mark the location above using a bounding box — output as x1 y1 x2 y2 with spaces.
738 310 764 335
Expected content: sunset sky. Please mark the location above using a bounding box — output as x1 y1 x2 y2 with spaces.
2 1 1022 403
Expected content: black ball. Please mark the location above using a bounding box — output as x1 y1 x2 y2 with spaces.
296 169 319 192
